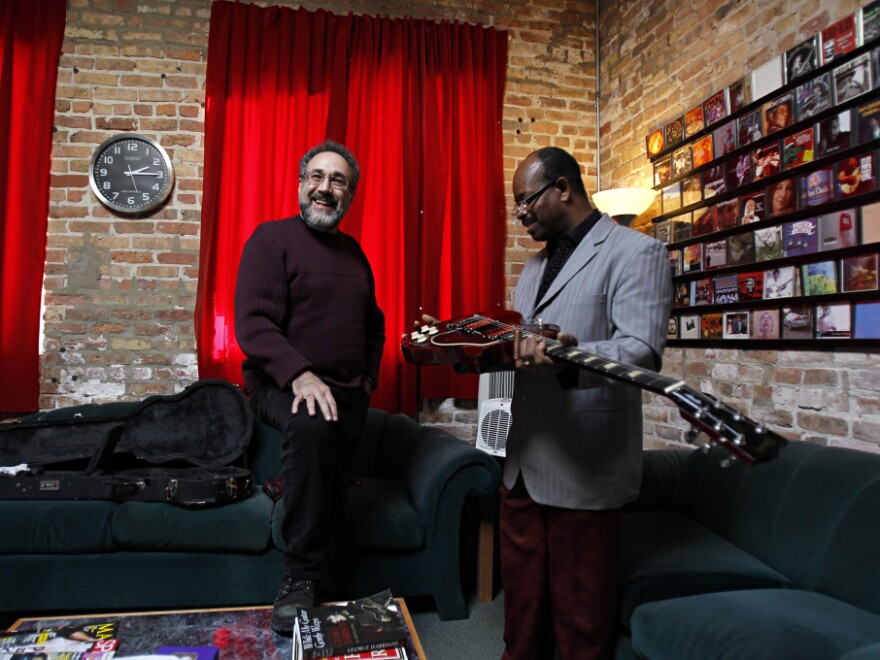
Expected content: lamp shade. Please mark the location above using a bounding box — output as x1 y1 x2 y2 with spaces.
592 187 658 224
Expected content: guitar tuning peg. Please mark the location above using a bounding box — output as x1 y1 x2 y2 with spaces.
685 426 701 445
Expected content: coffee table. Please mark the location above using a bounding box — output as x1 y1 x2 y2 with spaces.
9 599 426 659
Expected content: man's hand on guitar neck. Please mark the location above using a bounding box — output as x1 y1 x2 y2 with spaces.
513 328 577 373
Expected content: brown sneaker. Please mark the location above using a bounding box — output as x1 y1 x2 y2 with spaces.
271 577 318 634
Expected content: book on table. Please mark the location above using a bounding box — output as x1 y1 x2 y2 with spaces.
293 590 409 660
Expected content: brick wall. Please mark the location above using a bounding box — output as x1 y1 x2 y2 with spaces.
598 0 880 453
42 0 879 453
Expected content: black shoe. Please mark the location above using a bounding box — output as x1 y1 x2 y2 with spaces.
271 577 318 633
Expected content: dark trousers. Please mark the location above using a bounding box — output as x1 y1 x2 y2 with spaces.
250 383 369 582
499 475 622 660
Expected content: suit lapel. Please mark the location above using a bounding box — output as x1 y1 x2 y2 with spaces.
534 214 615 313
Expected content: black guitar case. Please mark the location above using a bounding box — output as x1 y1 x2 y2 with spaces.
0 380 253 506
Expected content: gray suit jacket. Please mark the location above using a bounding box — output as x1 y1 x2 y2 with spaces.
505 214 673 510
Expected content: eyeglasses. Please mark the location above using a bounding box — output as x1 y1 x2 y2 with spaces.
303 169 350 191
511 180 555 217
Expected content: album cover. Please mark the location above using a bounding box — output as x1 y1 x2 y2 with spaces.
751 56 784 100
728 77 751 114
755 225 784 261
799 166 834 208
728 232 756 266
752 308 780 339
763 93 794 135
692 134 714 168
702 165 727 199
713 120 737 158
665 116 685 147
816 302 852 338
861 201 880 243
715 198 739 231
842 253 879 291
836 152 878 199
738 107 764 148
704 238 728 270
683 242 704 273
856 99 880 144
701 312 724 339
703 89 729 127
680 313 701 338
782 304 814 338
692 277 714 305
815 110 852 158
854 301 880 338
786 35 820 82
740 191 765 224
654 156 672 186
668 249 682 277
726 153 752 188
674 279 691 307
753 141 781 181
782 128 815 170
723 310 750 339
822 13 858 64
654 220 671 244
767 178 798 217
662 181 682 214
672 145 694 178
801 260 839 295
714 273 739 303
795 73 833 121
669 213 692 242
833 52 873 105
685 103 705 138
764 265 796 298
863 0 880 45
646 127 665 158
667 315 679 340
693 205 717 237
738 270 764 301
681 175 702 206
819 208 859 251
783 217 819 257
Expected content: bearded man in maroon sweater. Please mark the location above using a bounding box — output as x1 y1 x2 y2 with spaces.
234 141 385 633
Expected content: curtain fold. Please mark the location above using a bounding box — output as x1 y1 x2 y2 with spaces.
0 0 67 412
197 2 508 412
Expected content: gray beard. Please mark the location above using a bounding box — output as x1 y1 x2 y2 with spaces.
300 198 345 232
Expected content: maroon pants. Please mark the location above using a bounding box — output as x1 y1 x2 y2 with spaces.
499 476 622 660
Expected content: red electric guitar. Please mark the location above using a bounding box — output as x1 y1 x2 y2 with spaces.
401 311 786 465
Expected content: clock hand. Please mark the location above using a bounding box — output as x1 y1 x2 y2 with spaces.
130 171 163 177
126 164 140 192
130 166 151 174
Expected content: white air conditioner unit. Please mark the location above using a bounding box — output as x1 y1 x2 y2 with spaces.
476 371 514 457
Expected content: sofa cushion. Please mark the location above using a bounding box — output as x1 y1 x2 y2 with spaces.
112 492 274 552
271 478 425 552
0 500 118 553
630 589 880 660
619 510 790 630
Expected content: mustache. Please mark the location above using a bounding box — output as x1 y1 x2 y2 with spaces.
310 191 338 208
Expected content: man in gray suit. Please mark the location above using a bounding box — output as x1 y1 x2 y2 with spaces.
501 147 672 659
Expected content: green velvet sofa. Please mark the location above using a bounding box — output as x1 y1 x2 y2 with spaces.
0 404 500 621
616 442 880 660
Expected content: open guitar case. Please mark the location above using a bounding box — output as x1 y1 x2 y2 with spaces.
0 380 253 506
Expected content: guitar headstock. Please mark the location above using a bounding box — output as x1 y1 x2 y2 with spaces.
671 387 786 464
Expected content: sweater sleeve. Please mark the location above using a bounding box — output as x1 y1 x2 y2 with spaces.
362 260 386 389
234 227 312 390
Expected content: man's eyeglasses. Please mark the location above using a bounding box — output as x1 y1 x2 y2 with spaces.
303 170 350 191
511 180 555 217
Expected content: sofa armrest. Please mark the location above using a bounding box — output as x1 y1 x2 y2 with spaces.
625 448 692 513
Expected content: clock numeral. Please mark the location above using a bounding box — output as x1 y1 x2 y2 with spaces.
103 182 111 190
152 183 159 191
99 168 107 176
153 158 161 166
104 156 113 165
142 193 150 201
127 196 135 205
127 143 138 152
111 192 119 200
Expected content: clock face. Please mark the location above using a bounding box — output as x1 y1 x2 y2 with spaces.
88 134 174 214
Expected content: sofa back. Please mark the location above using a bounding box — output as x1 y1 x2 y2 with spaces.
671 443 880 616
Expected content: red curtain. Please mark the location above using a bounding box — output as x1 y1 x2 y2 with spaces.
197 2 508 412
0 0 66 412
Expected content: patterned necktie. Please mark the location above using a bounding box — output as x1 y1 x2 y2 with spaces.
536 236 574 304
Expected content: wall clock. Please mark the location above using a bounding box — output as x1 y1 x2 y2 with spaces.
88 133 174 215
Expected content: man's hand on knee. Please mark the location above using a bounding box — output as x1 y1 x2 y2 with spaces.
291 371 338 421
